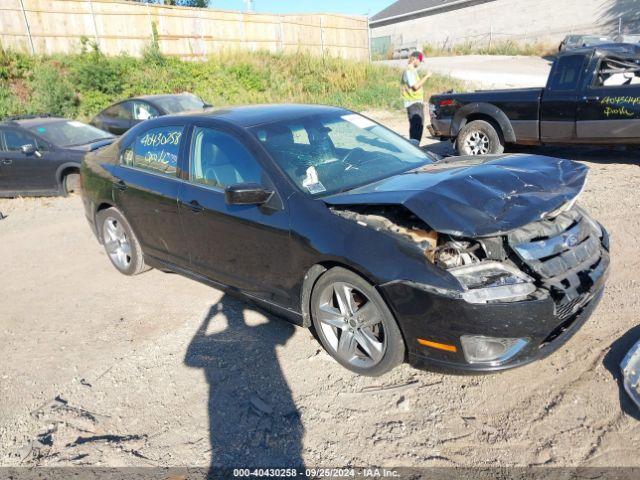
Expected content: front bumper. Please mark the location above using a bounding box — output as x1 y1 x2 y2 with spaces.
379 249 609 374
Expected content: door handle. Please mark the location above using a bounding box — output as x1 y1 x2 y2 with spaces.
582 95 600 101
113 179 127 191
181 200 204 213
1 159 12 165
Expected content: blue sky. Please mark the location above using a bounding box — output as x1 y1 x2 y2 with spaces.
207 0 395 16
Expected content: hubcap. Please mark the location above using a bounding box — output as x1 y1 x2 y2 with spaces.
464 131 490 155
103 217 131 270
317 282 386 368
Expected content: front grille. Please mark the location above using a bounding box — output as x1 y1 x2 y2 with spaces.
555 293 589 321
506 207 604 311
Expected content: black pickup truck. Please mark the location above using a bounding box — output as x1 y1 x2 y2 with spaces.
429 44 640 155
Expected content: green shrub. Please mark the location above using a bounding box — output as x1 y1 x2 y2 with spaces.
422 40 556 57
27 62 78 117
0 48 467 120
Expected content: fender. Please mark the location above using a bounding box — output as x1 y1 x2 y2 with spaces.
300 264 328 327
452 103 517 144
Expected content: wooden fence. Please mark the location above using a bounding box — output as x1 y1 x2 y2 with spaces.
0 0 371 60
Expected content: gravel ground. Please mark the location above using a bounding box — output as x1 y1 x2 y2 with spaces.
1 111 640 470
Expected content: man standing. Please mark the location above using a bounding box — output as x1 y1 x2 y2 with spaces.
401 51 431 143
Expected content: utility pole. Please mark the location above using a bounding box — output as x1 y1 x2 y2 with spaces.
244 0 254 12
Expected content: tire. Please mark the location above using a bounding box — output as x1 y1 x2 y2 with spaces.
96 207 150 276
310 267 405 376
62 172 80 196
456 119 505 156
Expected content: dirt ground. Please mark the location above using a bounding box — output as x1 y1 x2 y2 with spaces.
2 111 640 470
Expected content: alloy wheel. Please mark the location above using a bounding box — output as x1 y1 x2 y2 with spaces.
317 282 387 368
103 217 132 270
465 131 490 155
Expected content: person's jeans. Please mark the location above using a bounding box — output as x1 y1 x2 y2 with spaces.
406 102 424 142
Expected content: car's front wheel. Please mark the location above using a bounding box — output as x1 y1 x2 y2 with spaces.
310 267 405 376
96 207 149 276
457 119 504 156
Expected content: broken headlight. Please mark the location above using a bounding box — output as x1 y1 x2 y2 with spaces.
449 261 536 304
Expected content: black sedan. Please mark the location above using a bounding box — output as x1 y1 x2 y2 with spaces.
90 93 211 135
0 115 114 197
81 105 609 376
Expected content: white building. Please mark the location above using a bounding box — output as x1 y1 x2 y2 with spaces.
369 0 639 55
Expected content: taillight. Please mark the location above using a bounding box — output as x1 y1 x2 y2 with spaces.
439 99 455 107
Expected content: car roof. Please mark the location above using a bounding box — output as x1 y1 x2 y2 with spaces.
0 116 69 129
126 93 197 103
162 104 351 128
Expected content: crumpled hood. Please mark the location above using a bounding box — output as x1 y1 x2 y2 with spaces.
323 154 588 237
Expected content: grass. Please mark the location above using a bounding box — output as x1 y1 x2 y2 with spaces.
422 40 557 58
0 46 466 121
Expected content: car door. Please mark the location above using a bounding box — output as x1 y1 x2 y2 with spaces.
0 127 57 194
540 54 587 142
97 102 135 135
178 124 293 306
576 55 640 141
112 123 189 267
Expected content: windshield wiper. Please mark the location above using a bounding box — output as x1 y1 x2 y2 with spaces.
65 137 114 147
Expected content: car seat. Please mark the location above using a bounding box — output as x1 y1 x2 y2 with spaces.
194 131 243 187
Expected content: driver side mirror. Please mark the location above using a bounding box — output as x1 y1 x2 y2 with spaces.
21 144 41 157
225 183 273 206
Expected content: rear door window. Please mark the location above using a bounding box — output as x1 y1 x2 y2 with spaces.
547 55 586 91
122 125 184 176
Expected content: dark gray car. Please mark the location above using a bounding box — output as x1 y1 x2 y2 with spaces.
90 93 211 135
559 34 614 51
0 115 114 197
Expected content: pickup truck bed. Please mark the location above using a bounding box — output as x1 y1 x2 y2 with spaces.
429 44 640 155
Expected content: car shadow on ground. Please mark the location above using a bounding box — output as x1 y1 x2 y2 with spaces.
603 325 640 421
184 293 304 475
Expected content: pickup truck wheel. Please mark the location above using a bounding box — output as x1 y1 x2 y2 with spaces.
96 207 150 276
457 120 504 156
310 267 405 376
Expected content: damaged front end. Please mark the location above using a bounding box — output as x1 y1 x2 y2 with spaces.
330 197 609 372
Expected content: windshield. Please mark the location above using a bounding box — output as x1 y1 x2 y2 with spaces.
153 94 207 114
251 112 434 196
29 121 114 147
583 36 613 44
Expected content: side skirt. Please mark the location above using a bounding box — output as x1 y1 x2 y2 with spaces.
145 255 306 327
